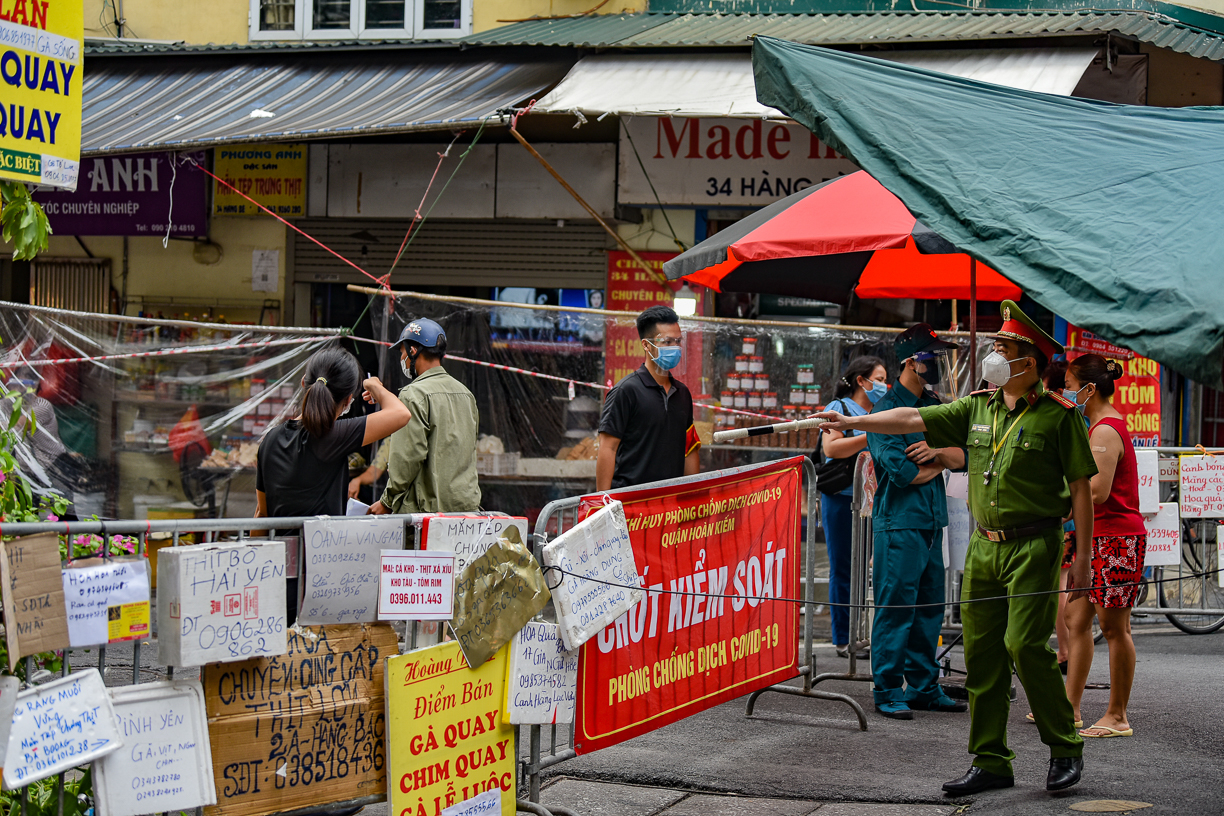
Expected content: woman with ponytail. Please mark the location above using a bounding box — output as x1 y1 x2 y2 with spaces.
256 345 409 519
256 345 409 624
1060 353 1143 739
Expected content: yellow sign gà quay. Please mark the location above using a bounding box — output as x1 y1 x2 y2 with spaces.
0 0 84 189
386 641 515 816
213 143 307 216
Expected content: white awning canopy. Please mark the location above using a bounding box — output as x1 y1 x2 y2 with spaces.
533 49 1100 118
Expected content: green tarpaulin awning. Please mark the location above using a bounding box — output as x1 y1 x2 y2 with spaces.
753 36 1224 388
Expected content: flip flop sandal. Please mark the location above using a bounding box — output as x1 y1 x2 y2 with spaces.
1025 713 1083 728
1080 725 1133 738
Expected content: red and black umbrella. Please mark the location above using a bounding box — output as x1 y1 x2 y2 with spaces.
662 171 1019 304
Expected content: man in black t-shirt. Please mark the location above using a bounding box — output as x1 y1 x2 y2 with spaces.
596 305 701 491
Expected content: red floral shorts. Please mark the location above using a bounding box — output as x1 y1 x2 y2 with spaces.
1088 534 1147 608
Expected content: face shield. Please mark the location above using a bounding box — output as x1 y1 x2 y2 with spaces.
913 351 956 403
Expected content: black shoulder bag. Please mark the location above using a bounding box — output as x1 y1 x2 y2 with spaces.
809 399 857 495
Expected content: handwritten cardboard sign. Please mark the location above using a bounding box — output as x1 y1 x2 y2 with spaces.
299 516 404 625
1135 449 1160 515
540 501 643 651
62 557 151 648
451 533 551 667
1179 455 1224 518
378 550 455 620
95 681 217 816
503 622 578 725
386 641 515 816
1144 503 1182 567
157 541 287 667
442 787 501 816
3 669 123 789
422 515 529 577
202 623 395 816
0 533 70 670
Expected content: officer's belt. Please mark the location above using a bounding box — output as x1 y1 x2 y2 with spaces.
976 517 1062 542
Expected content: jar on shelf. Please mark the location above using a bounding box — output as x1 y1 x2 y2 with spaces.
789 384 805 404
734 356 749 372
747 392 762 410
797 364 815 385
742 336 757 355
805 385 822 406
763 391 778 410
754 373 770 391
720 390 733 407
748 356 764 373
733 390 748 409
726 373 741 390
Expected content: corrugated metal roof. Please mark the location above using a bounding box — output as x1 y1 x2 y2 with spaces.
457 13 675 46
460 11 1224 60
81 51 575 154
84 37 449 55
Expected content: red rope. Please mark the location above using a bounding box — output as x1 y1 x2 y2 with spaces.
188 158 390 292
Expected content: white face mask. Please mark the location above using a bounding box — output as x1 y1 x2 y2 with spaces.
980 351 1031 387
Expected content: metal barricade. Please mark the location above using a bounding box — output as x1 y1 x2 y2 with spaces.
811 451 874 686
522 460 867 804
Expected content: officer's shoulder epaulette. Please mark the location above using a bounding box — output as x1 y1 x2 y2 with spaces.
1045 391 1078 409
969 388 995 397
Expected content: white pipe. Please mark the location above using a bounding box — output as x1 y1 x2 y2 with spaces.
713 416 827 443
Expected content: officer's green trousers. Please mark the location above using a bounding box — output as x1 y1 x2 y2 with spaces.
870 528 945 706
961 528 1083 776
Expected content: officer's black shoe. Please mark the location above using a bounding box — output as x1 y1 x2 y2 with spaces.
942 767 1014 796
1046 757 1083 791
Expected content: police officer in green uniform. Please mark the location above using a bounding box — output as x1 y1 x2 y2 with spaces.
867 324 968 720
816 301 1097 795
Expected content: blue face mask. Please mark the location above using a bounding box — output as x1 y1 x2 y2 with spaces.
651 343 682 371
1062 385 1089 413
865 380 888 404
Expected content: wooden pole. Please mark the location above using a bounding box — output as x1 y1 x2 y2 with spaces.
969 258 978 388
509 127 668 288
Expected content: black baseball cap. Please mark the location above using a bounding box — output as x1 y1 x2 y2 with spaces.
896 322 957 361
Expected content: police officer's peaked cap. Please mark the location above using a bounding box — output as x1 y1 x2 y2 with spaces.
390 317 446 353
993 300 1063 358
895 322 957 361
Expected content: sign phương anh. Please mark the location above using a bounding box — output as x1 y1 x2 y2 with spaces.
213 144 306 217
570 457 803 754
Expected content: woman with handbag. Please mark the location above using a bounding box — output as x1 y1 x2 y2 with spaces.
818 355 887 657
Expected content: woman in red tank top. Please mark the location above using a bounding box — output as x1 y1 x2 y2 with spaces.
1062 354 1145 739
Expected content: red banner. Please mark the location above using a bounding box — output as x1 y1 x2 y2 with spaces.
605 251 679 387
1066 325 1162 447
572 457 803 754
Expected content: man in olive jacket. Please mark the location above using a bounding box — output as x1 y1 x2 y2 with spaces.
369 318 480 514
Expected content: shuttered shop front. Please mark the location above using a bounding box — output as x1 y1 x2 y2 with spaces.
292 219 612 289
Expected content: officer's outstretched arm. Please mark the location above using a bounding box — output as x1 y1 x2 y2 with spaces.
813 407 924 436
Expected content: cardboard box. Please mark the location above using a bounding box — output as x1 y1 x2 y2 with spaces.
157 540 287 667
202 623 396 816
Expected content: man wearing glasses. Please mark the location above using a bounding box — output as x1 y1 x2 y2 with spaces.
597 305 701 491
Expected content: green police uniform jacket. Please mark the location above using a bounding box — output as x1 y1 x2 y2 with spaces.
379 366 481 514
917 382 1097 530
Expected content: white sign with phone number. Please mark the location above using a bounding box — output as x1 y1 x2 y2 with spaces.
378 550 455 620
1144 503 1181 566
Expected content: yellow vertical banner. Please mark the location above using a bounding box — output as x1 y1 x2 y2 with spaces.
0 0 83 189
386 641 516 816
213 143 307 216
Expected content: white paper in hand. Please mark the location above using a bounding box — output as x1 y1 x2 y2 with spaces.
346 498 370 517
540 500 643 651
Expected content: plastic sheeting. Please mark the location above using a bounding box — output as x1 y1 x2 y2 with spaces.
0 303 340 521
368 289 988 524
